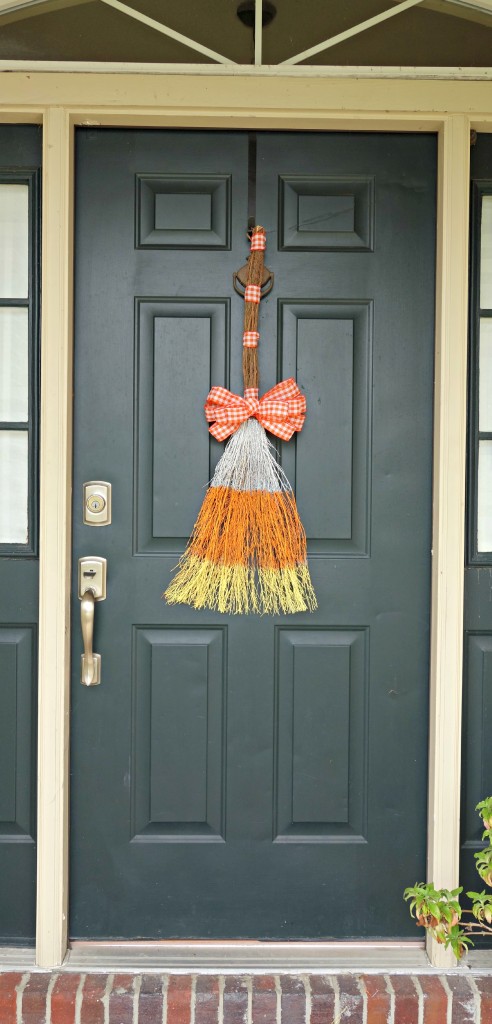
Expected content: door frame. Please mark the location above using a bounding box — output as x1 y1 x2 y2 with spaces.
0 70 488 969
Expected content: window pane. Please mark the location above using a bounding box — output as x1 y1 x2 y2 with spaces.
481 196 492 310
0 184 29 299
478 439 492 552
0 430 28 544
479 318 492 432
0 307 28 422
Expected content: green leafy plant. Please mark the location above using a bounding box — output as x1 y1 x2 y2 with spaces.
404 797 492 959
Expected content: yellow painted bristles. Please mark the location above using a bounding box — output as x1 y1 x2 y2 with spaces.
164 554 316 616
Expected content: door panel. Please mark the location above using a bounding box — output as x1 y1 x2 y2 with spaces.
462 135 492 919
71 129 436 940
0 125 41 944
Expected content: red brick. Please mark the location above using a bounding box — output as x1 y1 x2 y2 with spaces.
138 974 165 1024
280 975 305 1024
51 972 82 1024
362 975 391 1024
446 975 478 1024
309 975 335 1024
195 975 220 1024
223 975 248 1024
167 975 193 1024
0 972 24 1024
21 972 52 1024
80 974 107 1024
419 975 449 1024
389 975 419 1024
252 974 277 1023
474 975 492 1023
338 976 364 1024
108 973 134 1023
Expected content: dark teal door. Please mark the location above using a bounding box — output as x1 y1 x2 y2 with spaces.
71 129 436 940
0 125 40 944
461 133 492 919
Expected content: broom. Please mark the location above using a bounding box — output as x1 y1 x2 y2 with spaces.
164 226 317 615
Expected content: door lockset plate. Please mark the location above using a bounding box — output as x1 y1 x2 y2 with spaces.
78 556 107 601
83 481 111 526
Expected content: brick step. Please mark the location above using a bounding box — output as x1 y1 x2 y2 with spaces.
0 971 489 1022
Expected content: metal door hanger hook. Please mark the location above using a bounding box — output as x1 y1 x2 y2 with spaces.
233 263 274 298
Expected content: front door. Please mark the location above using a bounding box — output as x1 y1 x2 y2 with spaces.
71 129 436 940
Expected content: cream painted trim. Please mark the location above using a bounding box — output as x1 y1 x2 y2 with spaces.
281 0 425 66
0 73 491 118
36 106 73 970
426 113 471 971
0 71 480 970
0 0 84 11
254 0 262 67
0 62 491 79
446 0 492 10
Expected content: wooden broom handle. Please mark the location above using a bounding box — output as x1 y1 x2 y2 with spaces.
242 226 265 391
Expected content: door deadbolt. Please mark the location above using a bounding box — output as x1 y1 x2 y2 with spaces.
86 493 106 514
83 481 111 526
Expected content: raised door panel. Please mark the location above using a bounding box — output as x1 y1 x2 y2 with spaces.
0 627 36 839
279 301 372 554
275 628 367 842
135 299 230 553
279 175 375 251
462 634 492 845
132 627 226 841
136 174 231 249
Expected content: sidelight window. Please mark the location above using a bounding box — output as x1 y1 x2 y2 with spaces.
0 175 39 552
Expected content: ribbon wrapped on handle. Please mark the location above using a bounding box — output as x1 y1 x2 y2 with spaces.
205 378 306 442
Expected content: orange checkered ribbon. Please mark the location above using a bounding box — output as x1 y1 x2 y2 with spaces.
244 284 261 304
243 331 260 348
204 378 306 442
250 232 266 251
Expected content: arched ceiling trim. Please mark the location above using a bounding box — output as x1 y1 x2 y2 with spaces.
0 0 491 66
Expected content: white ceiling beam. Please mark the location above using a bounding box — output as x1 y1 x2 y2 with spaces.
280 0 425 65
254 0 262 66
99 0 236 64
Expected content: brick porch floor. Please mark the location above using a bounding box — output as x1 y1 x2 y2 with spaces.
1 971 491 1022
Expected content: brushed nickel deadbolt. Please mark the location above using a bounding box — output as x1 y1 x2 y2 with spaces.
83 481 112 526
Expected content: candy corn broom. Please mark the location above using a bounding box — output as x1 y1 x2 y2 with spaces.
164 227 317 615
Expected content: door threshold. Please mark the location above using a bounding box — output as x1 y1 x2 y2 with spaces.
63 939 438 974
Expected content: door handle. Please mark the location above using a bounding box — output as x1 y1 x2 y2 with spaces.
78 557 107 686
81 590 99 686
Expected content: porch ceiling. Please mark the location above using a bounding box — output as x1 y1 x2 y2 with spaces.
0 0 491 65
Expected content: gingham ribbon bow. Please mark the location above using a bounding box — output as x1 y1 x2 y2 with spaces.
204 378 306 442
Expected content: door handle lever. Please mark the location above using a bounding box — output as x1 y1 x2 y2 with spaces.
78 557 107 686
81 589 99 686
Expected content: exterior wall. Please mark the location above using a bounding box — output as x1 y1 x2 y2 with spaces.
0 70 487 969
